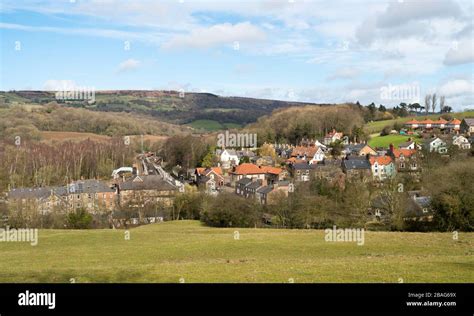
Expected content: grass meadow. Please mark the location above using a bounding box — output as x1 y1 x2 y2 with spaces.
0 221 472 283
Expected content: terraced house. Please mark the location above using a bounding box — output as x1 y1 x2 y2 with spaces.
7 180 115 214
404 117 462 132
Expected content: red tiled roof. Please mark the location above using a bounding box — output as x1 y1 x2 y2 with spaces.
196 167 223 176
261 166 283 175
232 163 282 175
419 119 435 124
391 149 416 158
450 118 461 124
405 119 419 124
369 156 393 166
291 146 318 157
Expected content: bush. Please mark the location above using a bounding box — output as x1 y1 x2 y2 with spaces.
66 208 93 229
200 193 262 228
380 125 392 136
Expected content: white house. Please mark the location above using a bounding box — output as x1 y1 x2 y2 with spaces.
314 140 328 151
398 140 422 150
308 146 326 164
452 135 471 149
424 137 447 153
220 149 240 167
323 130 343 145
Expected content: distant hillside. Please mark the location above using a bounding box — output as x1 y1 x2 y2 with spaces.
0 103 191 143
1 90 330 127
246 104 366 144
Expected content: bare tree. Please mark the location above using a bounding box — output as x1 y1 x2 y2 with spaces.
424 94 432 114
440 96 445 113
431 93 437 114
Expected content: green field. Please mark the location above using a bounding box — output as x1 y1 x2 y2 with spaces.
187 119 242 131
0 221 472 283
368 134 422 149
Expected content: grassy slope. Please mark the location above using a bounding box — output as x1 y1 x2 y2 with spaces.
368 134 422 148
0 221 472 283
187 120 242 131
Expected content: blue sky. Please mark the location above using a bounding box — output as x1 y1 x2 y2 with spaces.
1 0 473 110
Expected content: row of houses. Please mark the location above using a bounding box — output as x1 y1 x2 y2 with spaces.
7 175 178 215
404 117 474 134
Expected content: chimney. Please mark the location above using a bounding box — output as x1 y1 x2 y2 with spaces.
389 143 394 152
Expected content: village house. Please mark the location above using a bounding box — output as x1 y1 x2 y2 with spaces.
461 118 474 135
116 175 178 208
423 137 448 153
256 181 290 205
235 177 253 197
341 157 372 181
235 177 290 205
229 163 284 186
342 143 377 157
403 191 434 222
289 162 317 182
7 187 67 215
195 167 225 190
452 135 471 150
217 149 240 168
368 191 433 224
387 144 420 173
290 146 325 164
398 139 422 150
369 156 396 181
323 129 344 145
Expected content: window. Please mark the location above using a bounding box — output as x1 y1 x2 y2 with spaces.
400 162 405 169
76 194 80 200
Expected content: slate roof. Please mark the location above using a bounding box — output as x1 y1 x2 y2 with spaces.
120 175 177 191
236 177 253 186
291 162 317 170
342 158 371 170
8 187 55 199
9 180 113 199
463 118 474 126
246 181 263 190
256 185 273 194
398 140 415 148
69 180 114 194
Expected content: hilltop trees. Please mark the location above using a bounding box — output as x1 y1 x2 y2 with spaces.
0 138 135 191
248 104 365 144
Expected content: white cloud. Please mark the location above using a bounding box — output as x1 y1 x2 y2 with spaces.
438 79 473 97
162 22 266 50
327 67 360 81
376 0 461 28
444 40 474 65
117 59 141 73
